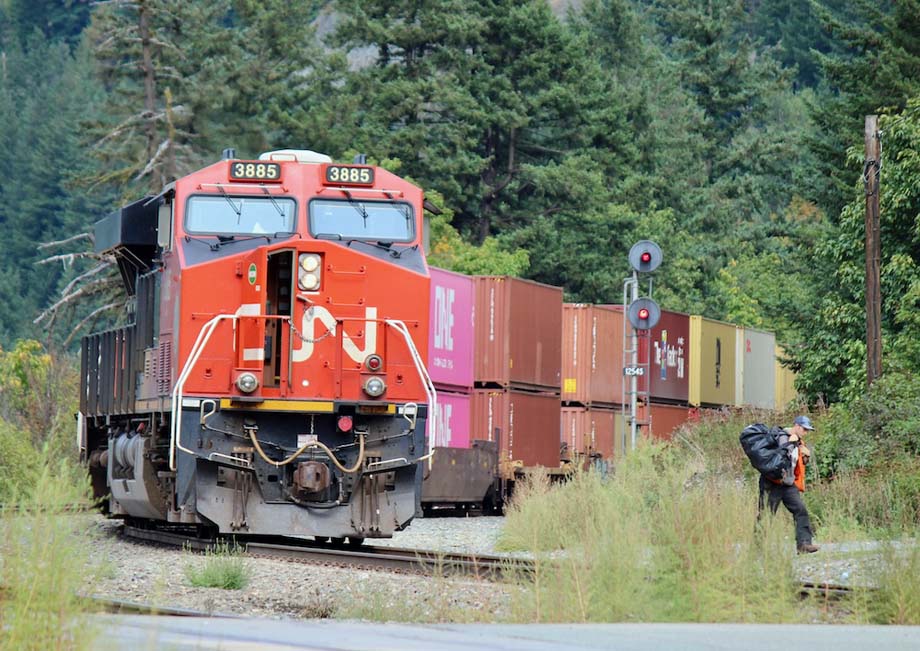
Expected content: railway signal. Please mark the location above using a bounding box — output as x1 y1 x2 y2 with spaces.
623 240 663 453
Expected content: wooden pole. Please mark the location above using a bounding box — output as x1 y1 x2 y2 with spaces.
864 115 882 387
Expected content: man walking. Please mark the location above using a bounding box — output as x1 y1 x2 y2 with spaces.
759 415 819 554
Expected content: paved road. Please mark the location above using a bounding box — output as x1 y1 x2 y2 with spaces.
97 615 920 650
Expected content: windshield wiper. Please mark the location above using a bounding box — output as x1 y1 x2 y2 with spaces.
260 185 286 217
343 190 368 227
185 234 221 252
216 185 242 223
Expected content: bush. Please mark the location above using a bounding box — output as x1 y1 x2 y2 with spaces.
498 443 802 623
184 541 249 590
0 458 98 650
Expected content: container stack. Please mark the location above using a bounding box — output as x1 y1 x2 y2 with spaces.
425 267 475 449
472 276 562 467
639 309 692 442
560 304 621 462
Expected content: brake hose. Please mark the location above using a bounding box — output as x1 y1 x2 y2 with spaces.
247 427 365 473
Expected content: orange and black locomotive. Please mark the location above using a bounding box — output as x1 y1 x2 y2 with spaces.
80 149 435 542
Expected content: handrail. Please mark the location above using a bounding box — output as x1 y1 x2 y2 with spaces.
169 313 436 471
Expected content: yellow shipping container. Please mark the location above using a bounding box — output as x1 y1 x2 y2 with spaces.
774 345 799 410
689 315 738 407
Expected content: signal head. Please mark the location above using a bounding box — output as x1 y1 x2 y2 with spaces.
627 297 660 330
628 240 662 273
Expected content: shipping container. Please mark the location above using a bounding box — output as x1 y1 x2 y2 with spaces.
561 304 620 406
471 388 561 467
428 267 475 390
647 402 690 440
774 345 799 409
474 276 562 391
689 316 737 407
560 406 617 459
428 389 472 449
644 309 691 404
742 328 776 409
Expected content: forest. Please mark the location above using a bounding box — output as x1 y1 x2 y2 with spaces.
1 0 919 405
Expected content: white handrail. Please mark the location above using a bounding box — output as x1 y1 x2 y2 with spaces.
385 319 437 468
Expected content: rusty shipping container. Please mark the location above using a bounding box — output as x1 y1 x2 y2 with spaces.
560 406 617 460
471 389 560 468
647 403 690 441
474 276 562 391
689 316 737 407
645 310 691 404
741 327 776 409
561 304 621 406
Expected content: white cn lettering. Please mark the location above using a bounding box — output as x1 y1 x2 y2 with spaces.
292 306 377 363
435 402 452 447
433 286 455 352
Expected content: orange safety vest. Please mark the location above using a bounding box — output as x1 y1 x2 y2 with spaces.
793 450 806 492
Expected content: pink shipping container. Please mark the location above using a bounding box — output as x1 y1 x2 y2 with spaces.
560 406 617 460
427 267 475 390
471 389 561 467
562 304 621 407
427 389 472 449
474 276 562 391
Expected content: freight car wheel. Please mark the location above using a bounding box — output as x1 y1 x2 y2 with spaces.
347 537 365 547
314 536 331 544
330 537 345 545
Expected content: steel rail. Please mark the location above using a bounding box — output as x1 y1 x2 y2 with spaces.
122 524 531 581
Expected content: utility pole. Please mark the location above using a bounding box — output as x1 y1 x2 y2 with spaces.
864 115 882 387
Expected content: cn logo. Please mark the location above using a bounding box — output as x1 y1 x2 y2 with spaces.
433 286 455 352
434 401 452 447
292 306 378 363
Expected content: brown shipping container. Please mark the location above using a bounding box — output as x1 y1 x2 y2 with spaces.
647 403 690 441
474 276 562 390
644 310 691 404
560 406 617 460
471 389 561 467
561 304 621 406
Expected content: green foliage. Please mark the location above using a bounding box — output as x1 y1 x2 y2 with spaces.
184 541 250 590
0 458 98 650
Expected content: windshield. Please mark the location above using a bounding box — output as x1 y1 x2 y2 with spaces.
185 195 296 235
309 199 414 242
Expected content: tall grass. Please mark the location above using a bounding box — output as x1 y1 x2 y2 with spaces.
0 459 98 650
498 442 802 623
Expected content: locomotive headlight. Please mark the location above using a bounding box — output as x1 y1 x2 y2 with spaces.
236 372 259 394
298 254 322 291
362 376 386 397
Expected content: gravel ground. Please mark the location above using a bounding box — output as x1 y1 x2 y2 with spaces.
85 515 513 622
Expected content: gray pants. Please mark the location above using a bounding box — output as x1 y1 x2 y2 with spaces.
758 475 814 546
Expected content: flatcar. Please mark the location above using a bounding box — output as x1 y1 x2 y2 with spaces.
79 149 435 542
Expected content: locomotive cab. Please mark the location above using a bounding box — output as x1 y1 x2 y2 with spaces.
80 150 435 540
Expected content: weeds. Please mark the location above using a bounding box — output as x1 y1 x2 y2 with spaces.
0 459 98 650
184 540 249 590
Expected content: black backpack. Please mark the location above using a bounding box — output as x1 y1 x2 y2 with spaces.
739 423 792 481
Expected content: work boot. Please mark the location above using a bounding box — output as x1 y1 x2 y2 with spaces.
797 543 820 554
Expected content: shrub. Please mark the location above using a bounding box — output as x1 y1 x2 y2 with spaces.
184 541 249 590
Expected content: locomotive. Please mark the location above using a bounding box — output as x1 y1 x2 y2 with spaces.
79 149 435 542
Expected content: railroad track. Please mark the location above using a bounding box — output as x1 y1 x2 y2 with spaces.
122 524 532 581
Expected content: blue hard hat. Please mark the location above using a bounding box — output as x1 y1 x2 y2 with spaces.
794 415 815 431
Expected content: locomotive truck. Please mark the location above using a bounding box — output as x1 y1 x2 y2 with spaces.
79 149 435 542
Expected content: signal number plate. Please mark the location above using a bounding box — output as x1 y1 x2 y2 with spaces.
229 161 281 182
325 165 374 186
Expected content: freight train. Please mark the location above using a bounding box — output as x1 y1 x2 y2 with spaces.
79 149 436 542
420 270 800 513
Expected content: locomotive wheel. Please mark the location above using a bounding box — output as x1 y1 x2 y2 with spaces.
330 537 346 545
347 537 365 547
314 536 331 544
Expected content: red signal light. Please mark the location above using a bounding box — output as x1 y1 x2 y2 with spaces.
638 308 650 320
365 354 383 372
640 251 652 263
337 415 354 433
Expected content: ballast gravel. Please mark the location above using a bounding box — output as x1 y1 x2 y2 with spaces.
84 515 513 622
